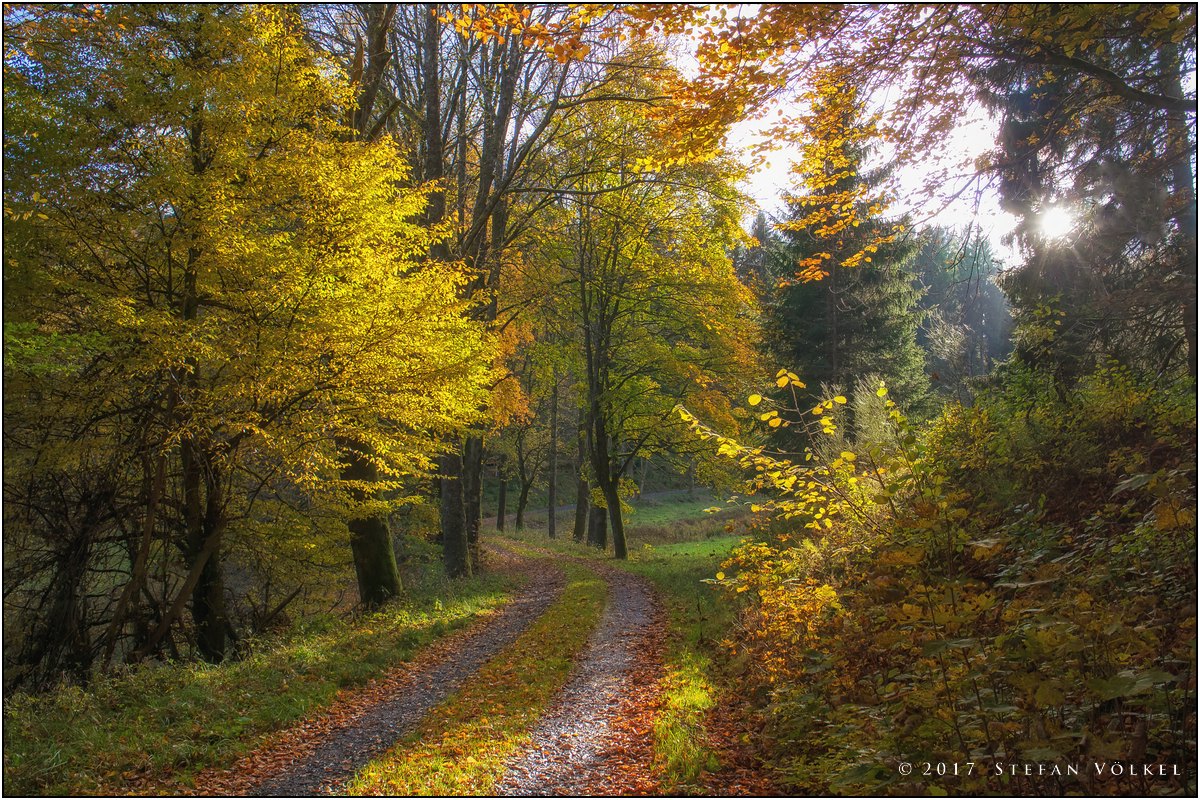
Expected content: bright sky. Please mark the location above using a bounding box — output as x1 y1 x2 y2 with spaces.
730 103 1022 266
664 3 1023 265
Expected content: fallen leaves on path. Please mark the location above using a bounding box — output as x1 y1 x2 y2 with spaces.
693 688 781 796
176 548 547 796
565 601 669 796
493 558 667 796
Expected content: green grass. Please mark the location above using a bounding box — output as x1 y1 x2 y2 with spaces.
344 557 607 795
495 490 747 548
625 493 735 526
2 571 515 796
617 535 743 792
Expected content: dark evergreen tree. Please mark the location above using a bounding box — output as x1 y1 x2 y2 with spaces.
974 29 1196 381
765 92 929 415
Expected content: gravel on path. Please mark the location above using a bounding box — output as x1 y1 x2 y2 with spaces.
493 560 664 796
192 546 564 797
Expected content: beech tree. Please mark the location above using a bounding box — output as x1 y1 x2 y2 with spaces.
306 4 633 576
3 5 485 674
533 55 759 559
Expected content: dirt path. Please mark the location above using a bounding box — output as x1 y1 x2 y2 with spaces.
190 547 564 796
189 542 759 797
493 560 667 796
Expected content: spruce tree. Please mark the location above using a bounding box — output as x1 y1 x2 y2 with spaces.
766 80 928 415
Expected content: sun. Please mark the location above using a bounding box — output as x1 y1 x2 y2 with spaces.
1037 205 1076 240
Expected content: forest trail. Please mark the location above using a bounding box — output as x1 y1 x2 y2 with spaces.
494 558 666 795
181 537 779 797
190 542 679 796
190 547 565 796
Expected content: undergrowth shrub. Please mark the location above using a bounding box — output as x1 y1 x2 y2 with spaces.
680 363 1196 795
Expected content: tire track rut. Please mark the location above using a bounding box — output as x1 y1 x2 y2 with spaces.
195 547 564 796
494 560 664 796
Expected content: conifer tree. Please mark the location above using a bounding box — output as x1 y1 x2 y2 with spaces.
767 77 928 414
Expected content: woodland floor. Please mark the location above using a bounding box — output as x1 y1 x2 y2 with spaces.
185 538 774 796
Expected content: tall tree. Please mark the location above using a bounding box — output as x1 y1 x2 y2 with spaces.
315 4 628 575
767 78 928 411
3 5 484 672
974 19 1197 379
538 54 759 558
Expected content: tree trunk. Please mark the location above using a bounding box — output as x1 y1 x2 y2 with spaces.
547 376 558 538
496 454 507 531
573 477 590 543
341 443 403 606
463 435 483 571
587 503 608 550
349 518 403 606
440 450 470 578
516 477 532 530
191 536 229 662
183 442 232 662
604 434 628 560
604 485 627 560
573 418 589 542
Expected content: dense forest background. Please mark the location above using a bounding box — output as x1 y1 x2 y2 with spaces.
3 3 1195 796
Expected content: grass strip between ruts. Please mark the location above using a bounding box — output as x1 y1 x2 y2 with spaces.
485 529 741 793
2 573 514 797
343 558 607 796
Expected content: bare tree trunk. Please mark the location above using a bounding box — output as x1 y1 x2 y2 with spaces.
587 503 608 550
573 476 590 543
588 402 628 559
343 446 403 606
463 436 483 570
547 375 558 538
440 450 469 577
514 431 534 530
191 452 233 662
496 454 508 531
602 435 627 560
516 480 532 530
573 416 589 542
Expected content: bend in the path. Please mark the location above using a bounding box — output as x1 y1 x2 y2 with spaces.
494 558 665 796
194 547 564 797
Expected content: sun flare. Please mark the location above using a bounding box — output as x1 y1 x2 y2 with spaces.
1037 205 1076 240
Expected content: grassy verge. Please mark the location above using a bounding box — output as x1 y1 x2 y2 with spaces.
2 571 514 796
344 558 606 795
617 537 742 793
497 490 740 541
